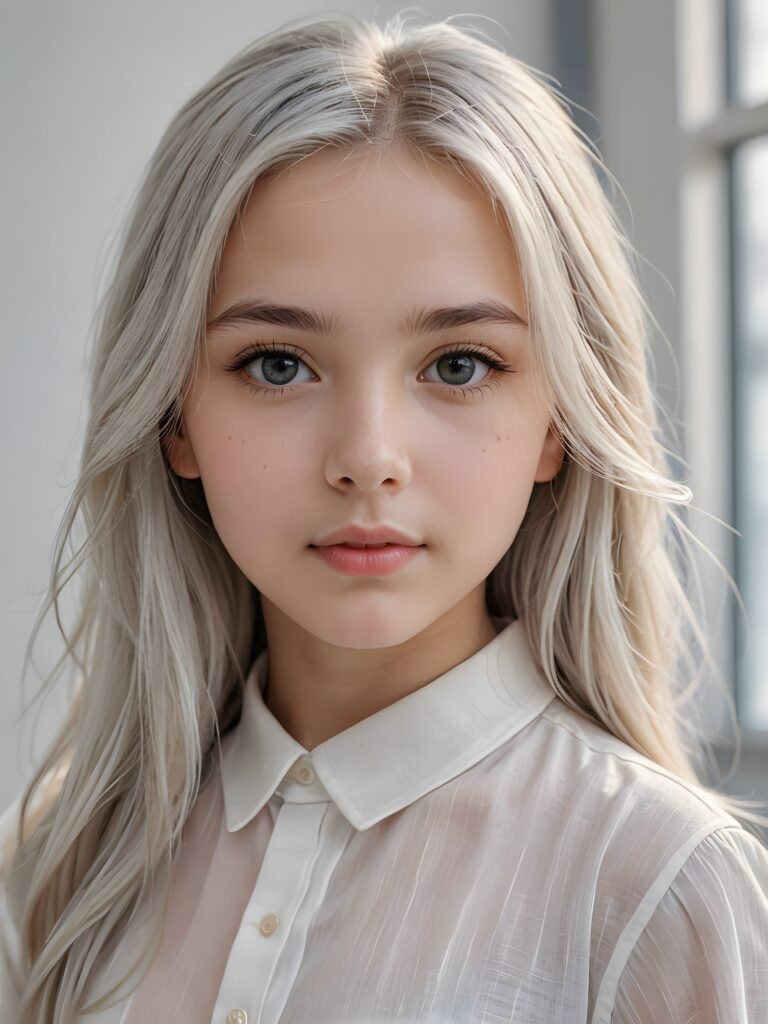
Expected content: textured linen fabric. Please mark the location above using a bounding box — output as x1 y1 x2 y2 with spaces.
1 615 767 1023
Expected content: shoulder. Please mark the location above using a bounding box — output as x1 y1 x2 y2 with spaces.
534 699 743 896
483 696 747 909
537 698 740 835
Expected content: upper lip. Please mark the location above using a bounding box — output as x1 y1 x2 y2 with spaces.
311 523 424 547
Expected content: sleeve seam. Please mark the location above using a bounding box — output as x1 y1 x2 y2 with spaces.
588 821 746 1024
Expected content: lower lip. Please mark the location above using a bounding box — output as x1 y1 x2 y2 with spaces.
310 543 425 576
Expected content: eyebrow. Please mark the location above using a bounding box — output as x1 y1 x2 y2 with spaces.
205 297 528 335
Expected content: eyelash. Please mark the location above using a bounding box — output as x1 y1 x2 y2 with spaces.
223 340 516 400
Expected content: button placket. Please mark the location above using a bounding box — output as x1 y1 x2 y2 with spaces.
212 800 329 1024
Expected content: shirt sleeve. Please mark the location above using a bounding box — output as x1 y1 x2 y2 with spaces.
612 825 768 1023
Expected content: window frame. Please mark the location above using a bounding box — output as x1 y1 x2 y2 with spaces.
678 0 768 749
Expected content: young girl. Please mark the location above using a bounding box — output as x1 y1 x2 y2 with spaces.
2 11 767 1023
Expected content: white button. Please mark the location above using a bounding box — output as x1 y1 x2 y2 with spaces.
294 758 315 784
226 1011 247 1024
260 912 280 936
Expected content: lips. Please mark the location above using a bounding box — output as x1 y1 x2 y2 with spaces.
311 523 423 548
310 540 425 576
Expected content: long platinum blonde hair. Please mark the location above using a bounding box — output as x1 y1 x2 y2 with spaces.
3 11 766 1021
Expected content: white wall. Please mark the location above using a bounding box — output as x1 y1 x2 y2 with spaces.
0 1 554 811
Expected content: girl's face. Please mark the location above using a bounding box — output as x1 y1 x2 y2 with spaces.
167 144 564 650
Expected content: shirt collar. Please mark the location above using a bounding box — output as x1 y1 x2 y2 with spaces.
221 616 555 833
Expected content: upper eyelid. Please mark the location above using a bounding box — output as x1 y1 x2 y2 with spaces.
225 339 508 368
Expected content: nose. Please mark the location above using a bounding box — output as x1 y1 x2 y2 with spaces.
322 386 413 493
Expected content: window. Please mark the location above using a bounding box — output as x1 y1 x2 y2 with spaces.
728 0 768 106
678 0 768 740
727 0 768 731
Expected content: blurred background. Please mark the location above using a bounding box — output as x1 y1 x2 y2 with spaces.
1 0 766 825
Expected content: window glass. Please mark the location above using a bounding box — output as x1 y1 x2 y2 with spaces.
731 136 768 729
728 0 768 106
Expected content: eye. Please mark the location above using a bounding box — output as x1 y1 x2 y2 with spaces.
223 341 313 397
223 340 516 399
420 343 513 396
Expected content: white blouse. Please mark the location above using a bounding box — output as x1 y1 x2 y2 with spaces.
1 616 767 1023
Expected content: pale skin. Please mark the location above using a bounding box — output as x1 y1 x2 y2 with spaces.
166 143 564 751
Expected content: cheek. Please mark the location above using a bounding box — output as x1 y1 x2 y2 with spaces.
428 418 542 501
191 418 313 577
424 423 541 552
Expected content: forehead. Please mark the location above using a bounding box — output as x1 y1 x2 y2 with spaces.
210 145 526 326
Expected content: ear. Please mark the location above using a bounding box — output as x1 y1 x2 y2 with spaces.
162 422 201 480
534 423 566 484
